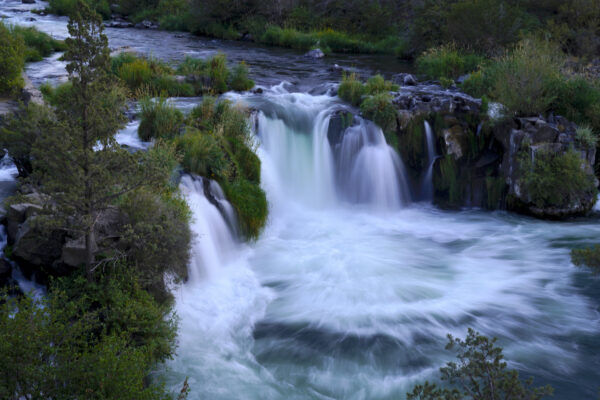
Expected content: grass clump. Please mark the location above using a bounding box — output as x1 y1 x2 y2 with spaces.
416 44 484 81
360 93 398 136
572 245 600 274
365 74 399 94
47 0 111 19
229 61 254 92
10 25 66 62
138 97 184 141
575 125 597 150
518 148 597 209
338 72 365 106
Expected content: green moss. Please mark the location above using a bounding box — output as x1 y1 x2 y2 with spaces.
571 245 600 274
399 115 426 171
223 179 267 240
436 155 464 207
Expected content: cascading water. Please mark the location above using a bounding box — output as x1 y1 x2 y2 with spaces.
165 85 600 400
249 88 412 210
421 120 437 201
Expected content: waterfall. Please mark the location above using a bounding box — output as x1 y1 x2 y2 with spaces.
179 175 238 281
334 118 411 209
421 121 437 201
252 89 411 210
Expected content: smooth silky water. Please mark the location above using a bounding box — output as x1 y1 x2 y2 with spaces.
165 87 600 399
0 2 598 397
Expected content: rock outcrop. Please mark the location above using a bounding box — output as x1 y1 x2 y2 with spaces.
351 81 597 218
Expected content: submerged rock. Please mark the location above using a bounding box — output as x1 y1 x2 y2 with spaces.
305 48 325 59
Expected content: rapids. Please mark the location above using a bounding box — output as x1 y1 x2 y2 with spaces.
0 2 599 398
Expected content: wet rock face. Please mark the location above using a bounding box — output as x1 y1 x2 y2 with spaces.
389 82 597 218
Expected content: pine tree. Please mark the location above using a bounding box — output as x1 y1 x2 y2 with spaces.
32 0 169 281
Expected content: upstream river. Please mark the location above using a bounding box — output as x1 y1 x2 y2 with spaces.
1 1 600 398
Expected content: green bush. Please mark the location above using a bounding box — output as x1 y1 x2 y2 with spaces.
0 22 25 96
461 70 489 98
138 96 184 141
117 58 154 90
416 44 484 81
209 53 229 93
519 148 597 209
360 93 398 135
223 178 267 240
176 129 230 180
338 72 365 106
365 74 399 94
575 125 597 150
47 0 111 19
552 76 600 132
490 38 563 116
0 268 177 400
229 61 254 91
10 25 66 62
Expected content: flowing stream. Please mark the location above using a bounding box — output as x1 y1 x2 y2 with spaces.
1 2 599 398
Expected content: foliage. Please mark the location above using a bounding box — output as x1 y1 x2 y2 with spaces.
31 0 173 280
229 61 254 91
365 74 399 95
0 268 176 400
443 0 536 55
338 72 365 106
0 102 57 177
223 178 267 240
138 96 184 141
518 148 597 209
552 76 600 132
407 329 553 400
10 25 66 62
176 129 230 179
572 245 600 274
40 81 73 105
575 125 597 150
0 22 25 96
47 0 111 19
488 39 563 116
360 93 397 135
416 45 484 81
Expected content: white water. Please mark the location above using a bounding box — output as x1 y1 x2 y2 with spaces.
166 87 600 399
421 121 437 201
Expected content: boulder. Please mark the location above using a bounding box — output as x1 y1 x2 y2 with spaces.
304 48 324 59
61 237 96 268
442 125 466 160
135 20 158 29
7 202 42 244
393 73 418 86
13 220 65 278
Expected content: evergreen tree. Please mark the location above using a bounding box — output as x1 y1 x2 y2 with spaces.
32 0 169 280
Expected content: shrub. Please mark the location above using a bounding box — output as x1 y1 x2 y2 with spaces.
117 58 154 90
416 44 484 80
47 0 111 19
150 75 195 97
407 329 553 400
552 76 600 132
338 72 365 106
0 22 25 96
461 69 489 98
223 178 268 240
575 125 597 150
10 25 66 62
518 148 597 209
490 38 563 116
360 93 398 135
229 61 254 91
572 245 600 274
176 129 231 180
365 74 399 95
138 97 184 141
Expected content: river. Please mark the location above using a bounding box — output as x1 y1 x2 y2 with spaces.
1 1 599 398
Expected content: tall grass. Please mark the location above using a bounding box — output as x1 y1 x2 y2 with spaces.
338 72 365 106
138 97 184 141
416 44 484 81
10 25 66 62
